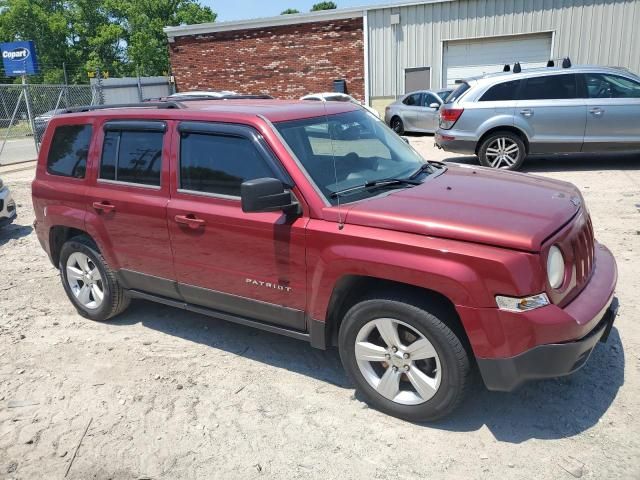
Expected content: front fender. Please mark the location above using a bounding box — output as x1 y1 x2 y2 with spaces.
305 220 544 322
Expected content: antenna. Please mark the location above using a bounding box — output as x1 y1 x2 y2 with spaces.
547 59 555 67
562 57 572 68
323 102 344 230
503 64 511 72
513 62 522 73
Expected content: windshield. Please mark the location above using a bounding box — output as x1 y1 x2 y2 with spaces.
275 109 430 205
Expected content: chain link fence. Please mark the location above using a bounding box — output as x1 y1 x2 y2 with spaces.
0 83 99 166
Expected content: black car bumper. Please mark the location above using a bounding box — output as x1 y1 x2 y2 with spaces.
477 297 619 392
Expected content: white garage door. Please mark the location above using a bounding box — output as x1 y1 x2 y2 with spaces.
443 33 553 87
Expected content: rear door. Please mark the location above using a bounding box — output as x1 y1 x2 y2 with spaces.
514 73 586 153
85 119 177 298
582 72 640 151
167 121 307 330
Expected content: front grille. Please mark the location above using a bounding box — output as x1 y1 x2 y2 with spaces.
572 216 595 287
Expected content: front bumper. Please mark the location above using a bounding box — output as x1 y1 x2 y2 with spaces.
477 296 618 391
0 187 16 227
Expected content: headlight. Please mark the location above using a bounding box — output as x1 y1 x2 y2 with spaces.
547 245 565 289
496 293 550 312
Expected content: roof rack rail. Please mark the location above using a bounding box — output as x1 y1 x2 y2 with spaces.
157 94 275 102
63 101 184 114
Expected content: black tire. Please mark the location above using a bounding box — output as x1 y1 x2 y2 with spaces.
339 295 471 422
59 235 130 322
390 116 405 135
478 130 526 170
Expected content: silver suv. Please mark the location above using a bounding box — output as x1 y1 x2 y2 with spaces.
435 65 640 170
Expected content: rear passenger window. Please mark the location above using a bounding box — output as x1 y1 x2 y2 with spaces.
480 80 521 101
403 93 422 106
99 130 163 186
179 133 274 197
47 125 92 178
520 74 578 100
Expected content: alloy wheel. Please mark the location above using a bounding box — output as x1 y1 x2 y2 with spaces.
485 137 520 168
65 252 105 310
354 318 442 405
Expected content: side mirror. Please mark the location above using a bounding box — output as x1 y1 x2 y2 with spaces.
241 178 299 214
429 102 440 110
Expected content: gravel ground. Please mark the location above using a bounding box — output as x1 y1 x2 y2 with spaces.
0 143 639 480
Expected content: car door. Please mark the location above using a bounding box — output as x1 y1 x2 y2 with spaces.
167 121 308 331
415 92 441 132
399 93 423 131
514 73 587 153
84 119 178 298
582 72 640 151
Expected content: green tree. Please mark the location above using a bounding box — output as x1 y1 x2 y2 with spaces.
0 0 69 83
104 0 216 77
0 0 216 83
281 8 300 15
311 1 337 11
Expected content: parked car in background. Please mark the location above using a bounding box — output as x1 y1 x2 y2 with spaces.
34 109 65 144
384 89 453 134
300 92 381 118
32 98 618 421
436 64 640 170
0 177 17 228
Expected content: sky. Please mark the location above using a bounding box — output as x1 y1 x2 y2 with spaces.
200 0 404 22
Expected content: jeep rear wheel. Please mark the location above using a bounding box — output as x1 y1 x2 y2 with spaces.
59 236 130 322
339 296 471 421
478 131 526 170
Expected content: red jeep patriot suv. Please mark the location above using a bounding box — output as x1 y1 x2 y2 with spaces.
32 99 618 421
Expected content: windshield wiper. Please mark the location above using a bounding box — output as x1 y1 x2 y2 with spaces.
408 163 436 179
330 178 420 199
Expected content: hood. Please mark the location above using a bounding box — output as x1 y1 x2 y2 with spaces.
343 164 582 252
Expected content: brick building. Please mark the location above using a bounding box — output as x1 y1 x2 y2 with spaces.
165 11 365 101
165 0 640 115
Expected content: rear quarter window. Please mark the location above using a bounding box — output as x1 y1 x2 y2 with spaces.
444 82 470 104
480 80 521 101
46 124 92 178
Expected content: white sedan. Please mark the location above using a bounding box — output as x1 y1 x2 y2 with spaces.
300 92 381 118
0 177 16 228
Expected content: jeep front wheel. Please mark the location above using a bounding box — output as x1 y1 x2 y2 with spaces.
339 297 471 421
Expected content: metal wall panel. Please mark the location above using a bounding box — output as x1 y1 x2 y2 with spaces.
367 0 640 99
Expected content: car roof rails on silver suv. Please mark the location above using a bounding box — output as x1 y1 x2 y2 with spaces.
503 56 572 74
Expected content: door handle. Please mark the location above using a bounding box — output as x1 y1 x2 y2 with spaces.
519 109 534 117
589 107 604 116
175 214 205 229
92 201 116 213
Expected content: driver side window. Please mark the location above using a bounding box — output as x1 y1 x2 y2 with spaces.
585 73 640 98
422 93 439 107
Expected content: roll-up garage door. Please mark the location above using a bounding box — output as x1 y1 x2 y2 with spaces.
443 33 553 87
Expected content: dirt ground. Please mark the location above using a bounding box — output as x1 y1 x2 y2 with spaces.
0 142 639 480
